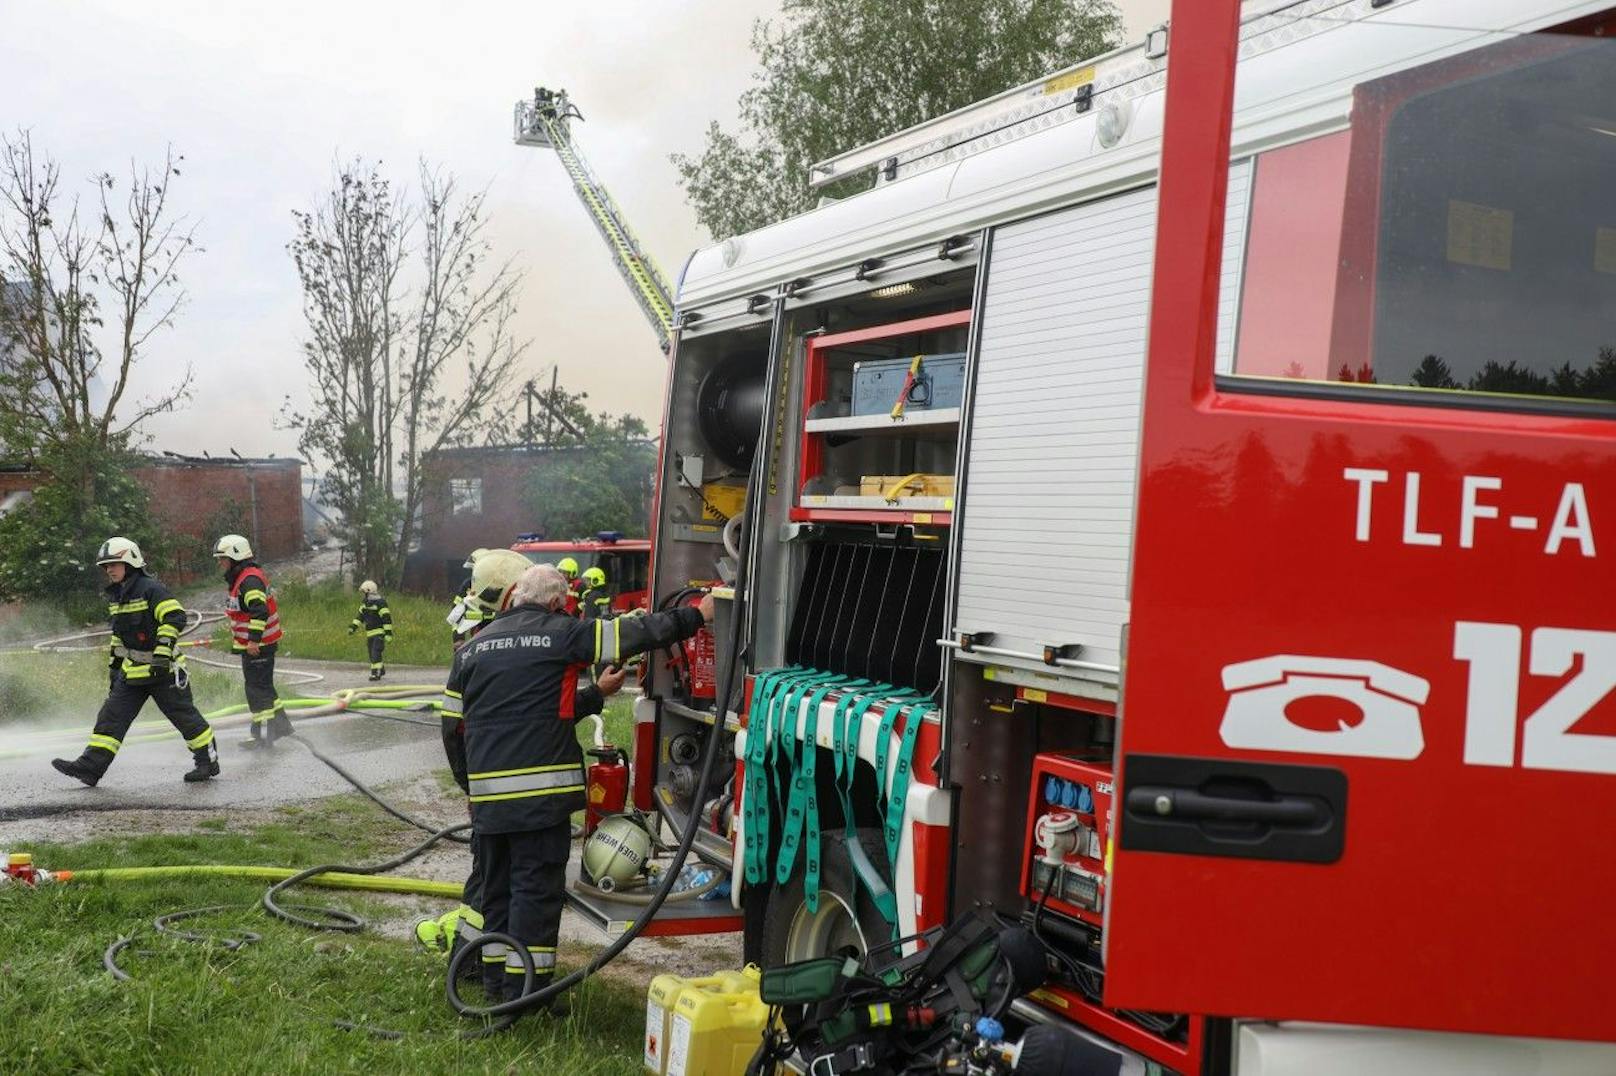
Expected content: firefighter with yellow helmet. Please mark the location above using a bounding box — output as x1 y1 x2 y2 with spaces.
51 537 219 786
348 579 393 680
556 556 581 617
577 565 611 619
447 549 490 645
214 534 293 748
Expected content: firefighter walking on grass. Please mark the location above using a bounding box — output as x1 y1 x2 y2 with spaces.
51 537 220 787
214 534 293 748
349 580 393 680
443 563 712 1015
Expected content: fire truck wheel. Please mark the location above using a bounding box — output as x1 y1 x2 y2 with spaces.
761 828 895 970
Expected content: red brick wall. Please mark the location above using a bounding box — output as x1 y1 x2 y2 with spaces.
412 448 567 594
133 460 303 567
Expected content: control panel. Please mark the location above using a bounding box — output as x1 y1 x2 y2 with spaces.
1020 755 1112 927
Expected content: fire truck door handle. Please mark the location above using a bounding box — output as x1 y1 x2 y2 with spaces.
1118 754 1347 865
1125 786 1320 826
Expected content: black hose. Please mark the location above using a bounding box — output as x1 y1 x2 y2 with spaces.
261 820 472 932
287 732 471 845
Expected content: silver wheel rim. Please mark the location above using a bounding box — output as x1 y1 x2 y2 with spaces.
784 890 869 963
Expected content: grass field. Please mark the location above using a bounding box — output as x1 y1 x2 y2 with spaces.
0 795 647 1074
209 578 457 668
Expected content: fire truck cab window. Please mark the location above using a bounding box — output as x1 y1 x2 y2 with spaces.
1229 31 1616 408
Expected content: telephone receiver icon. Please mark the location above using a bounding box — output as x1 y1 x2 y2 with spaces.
1219 655 1430 760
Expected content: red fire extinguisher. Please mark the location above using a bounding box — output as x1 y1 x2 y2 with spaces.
586 745 629 836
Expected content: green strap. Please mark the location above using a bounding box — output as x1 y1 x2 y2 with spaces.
741 670 779 885
744 668 806 885
837 691 894 923
776 675 853 894
798 679 870 912
748 668 834 886
883 703 934 883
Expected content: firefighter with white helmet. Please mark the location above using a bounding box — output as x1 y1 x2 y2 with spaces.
214 534 292 748
348 579 393 681
51 537 220 786
443 564 711 1013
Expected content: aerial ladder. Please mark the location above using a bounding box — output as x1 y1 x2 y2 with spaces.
513 88 676 353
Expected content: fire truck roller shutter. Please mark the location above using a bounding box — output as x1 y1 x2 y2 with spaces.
951 164 1249 678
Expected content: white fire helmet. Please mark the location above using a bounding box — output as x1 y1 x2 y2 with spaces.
96 537 146 570
213 534 253 561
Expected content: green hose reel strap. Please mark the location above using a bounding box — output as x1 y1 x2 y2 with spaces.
777 675 856 895
838 691 895 924
883 703 935 885
742 668 784 886
746 668 834 886
744 667 810 885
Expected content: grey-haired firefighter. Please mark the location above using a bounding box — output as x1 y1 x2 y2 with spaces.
51 537 219 786
444 563 710 1015
348 580 393 680
215 534 293 749
415 548 533 972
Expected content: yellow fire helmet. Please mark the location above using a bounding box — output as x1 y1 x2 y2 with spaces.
470 549 533 614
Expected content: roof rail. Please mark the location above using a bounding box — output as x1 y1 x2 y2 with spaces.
806 0 1352 190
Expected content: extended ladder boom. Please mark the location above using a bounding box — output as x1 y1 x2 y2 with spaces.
514 88 676 353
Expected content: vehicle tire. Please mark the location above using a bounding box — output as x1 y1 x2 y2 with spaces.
760 828 895 970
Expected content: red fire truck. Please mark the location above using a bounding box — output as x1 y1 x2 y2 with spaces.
510 532 651 614
620 0 1616 1068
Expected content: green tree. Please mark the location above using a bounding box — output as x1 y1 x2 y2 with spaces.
0 439 161 615
672 0 1123 239
524 412 654 539
1409 354 1459 389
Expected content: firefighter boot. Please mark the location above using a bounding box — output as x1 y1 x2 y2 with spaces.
267 709 294 743
183 743 220 783
240 722 269 750
51 756 103 787
413 915 449 954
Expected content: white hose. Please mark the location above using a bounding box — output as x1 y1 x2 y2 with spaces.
722 512 744 561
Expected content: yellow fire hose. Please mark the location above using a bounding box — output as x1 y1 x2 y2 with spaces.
52 865 461 898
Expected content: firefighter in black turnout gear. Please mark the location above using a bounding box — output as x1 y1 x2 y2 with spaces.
215 534 293 748
443 563 713 1012
349 580 393 680
416 548 537 967
52 537 220 786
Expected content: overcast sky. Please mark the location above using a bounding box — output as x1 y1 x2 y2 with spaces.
3 0 1169 465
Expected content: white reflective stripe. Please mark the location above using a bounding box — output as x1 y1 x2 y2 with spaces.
505 949 557 970
456 919 483 941
596 619 620 663
441 693 463 715
481 941 509 962
467 767 584 798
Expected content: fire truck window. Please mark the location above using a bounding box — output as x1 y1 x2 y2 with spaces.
1229 32 1616 408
